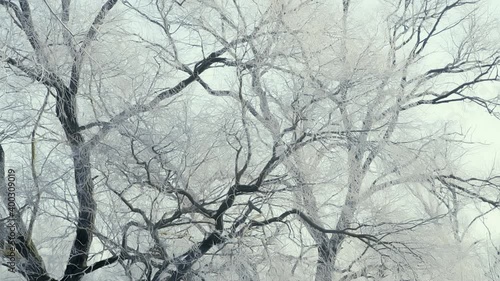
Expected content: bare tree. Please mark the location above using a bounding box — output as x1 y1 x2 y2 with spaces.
1 1 500 281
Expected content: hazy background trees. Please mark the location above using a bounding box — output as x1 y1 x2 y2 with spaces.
1 0 500 280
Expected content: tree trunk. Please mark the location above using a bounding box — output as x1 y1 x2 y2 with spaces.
62 143 96 281
55 86 97 281
315 239 334 281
